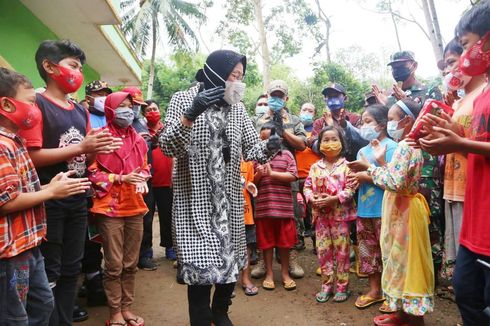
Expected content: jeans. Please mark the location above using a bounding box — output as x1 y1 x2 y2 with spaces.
453 245 490 326
0 247 54 326
187 283 235 326
41 201 87 326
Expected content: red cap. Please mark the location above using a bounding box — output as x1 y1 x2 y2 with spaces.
121 86 146 105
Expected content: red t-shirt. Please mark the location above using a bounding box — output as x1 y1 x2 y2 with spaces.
151 147 173 187
460 87 490 256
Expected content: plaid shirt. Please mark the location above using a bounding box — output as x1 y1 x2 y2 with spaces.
0 127 45 259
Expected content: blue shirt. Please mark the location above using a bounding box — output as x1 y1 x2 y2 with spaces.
89 113 106 129
357 137 398 218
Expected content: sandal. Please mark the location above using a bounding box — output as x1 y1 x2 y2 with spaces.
242 284 259 296
262 279 275 290
283 279 296 291
355 294 385 309
333 291 351 303
106 321 127 326
373 313 408 325
124 316 144 326
315 291 332 303
379 300 397 313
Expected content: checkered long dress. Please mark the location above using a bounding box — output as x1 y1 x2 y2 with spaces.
160 85 270 285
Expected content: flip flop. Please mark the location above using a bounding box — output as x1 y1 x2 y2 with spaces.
355 294 385 309
262 279 275 290
315 267 321 276
373 313 409 325
315 291 332 303
242 284 259 296
379 301 397 313
106 321 127 326
283 279 297 291
333 291 351 303
124 316 144 326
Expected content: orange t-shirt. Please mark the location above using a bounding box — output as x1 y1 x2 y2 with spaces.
240 161 255 225
444 85 485 202
295 147 321 179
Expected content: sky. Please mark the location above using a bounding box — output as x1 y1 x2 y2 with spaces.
154 0 471 81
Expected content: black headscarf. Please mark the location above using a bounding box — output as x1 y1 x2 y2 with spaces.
195 50 247 90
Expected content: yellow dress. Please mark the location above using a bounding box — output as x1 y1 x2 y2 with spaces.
368 141 434 316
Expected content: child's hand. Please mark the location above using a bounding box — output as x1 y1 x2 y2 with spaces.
312 195 337 208
371 139 387 166
122 168 147 185
246 182 258 197
264 163 272 176
346 173 360 189
419 127 464 155
47 171 92 199
347 154 370 172
135 182 149 194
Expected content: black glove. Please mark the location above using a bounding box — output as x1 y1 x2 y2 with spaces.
266 127 282 153
184 85 225 122
272 111 284 136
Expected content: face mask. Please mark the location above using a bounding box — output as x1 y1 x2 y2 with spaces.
132 105 141 118
392 64 413 82
113 107 134 128
459 32 490 77
360 125 381 141
443 69 472 91
320 141 342 158
255 105 268 115
0 97 42 130
223 80 246 105
326 97 344 111
299 113 314 126
268 97 285 112
93 96 106 113
387 120 404 141
48 63 84 94
146 110 161 125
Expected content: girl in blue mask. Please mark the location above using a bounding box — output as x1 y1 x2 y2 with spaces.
351 104 397 310
348 99 435 325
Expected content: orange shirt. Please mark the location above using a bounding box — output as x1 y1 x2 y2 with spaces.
295 147 321 179
240 161 255 225
88 160 149 218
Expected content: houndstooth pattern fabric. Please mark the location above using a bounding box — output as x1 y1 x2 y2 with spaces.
160 85 270 285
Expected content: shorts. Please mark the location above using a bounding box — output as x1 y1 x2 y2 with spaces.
245 225 256 245
255 218 297 250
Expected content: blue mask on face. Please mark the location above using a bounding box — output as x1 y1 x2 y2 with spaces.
268 97 285 112
326 97 344 111
299 113 314 126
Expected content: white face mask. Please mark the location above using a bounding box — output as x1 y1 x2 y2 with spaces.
387 120 404 141
93 96 106 113
224 80 246 105
255 105 268 115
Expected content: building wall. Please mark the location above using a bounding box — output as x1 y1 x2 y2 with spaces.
0 0 100 99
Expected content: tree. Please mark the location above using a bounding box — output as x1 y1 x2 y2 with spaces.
121 0 206 98
217 0 309 91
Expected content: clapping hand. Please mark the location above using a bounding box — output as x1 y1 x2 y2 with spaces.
371 139 387 166
347 153 370 172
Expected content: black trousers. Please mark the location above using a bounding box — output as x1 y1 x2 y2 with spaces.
453 245 490 325
41 201 87 326
187 283 235 326
81 230 103 274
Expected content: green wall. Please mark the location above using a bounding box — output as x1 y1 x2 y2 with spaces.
0 0 100 100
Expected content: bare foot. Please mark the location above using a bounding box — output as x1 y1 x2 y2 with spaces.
107 312 126 325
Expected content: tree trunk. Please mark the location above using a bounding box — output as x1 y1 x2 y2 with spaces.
314 0 331 63
421 0 443 62
147 11 158 99
428 0 444 58
388 0 402 51
253 0 270 91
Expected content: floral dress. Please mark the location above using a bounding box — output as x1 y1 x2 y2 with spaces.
367 141 434 316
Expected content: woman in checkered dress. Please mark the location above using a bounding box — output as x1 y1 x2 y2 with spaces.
160 50 279 325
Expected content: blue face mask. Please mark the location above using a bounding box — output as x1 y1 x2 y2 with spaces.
360 125 381 141
299 113 314 126
326 97 344 111
268 97 285 112
387 120 404 141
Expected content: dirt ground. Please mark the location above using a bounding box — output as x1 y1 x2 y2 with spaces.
79 220 462 326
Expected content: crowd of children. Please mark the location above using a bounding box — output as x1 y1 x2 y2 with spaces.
0 1 489 325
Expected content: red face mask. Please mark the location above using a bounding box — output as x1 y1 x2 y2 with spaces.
48 63 84 93
0 97 42 130
146 110 161 125
460 32 490 77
